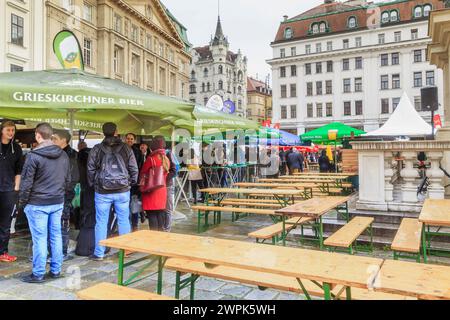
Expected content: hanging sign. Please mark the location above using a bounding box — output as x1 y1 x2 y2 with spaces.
53 30 84 70
206 94 224 111
222 99 236 114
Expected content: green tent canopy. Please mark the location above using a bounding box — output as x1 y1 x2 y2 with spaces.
300 122 366 144
0 69 195 134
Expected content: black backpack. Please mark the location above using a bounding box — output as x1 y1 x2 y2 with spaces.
97 144 130 191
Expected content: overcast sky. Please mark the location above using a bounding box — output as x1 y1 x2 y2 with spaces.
162 0 325 85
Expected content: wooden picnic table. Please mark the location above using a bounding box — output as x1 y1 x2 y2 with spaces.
100 231 384 300
373 259 450 300
234 182 314 198
418 199 450 263
200 187 306 206
275 196 352 247
293 172 355 177
277 175 351 188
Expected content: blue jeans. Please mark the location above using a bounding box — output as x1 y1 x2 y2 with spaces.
94 192 131 257
25 204 64 277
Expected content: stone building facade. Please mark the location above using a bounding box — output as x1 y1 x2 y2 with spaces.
189 16 248 117
247 77 272 124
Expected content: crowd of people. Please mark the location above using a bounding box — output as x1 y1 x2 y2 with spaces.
0 120 179 284
277 148 339 175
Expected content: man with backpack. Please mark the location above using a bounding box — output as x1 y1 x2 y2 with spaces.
87 123 138 261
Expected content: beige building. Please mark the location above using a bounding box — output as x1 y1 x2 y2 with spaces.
0 0 46 72
45 0 191 100
246 77 272 124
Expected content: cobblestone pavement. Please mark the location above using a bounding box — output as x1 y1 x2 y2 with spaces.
1 196 449 300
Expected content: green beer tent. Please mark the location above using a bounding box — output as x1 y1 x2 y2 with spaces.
0 69 195 134
300 122 366 144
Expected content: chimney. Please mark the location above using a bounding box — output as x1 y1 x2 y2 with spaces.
283 15 288 22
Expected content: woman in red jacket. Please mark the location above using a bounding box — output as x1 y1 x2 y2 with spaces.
141 136 170 231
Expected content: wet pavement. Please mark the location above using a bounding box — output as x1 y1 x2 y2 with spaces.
0 196 449 300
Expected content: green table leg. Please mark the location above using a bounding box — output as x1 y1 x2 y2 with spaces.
319 216 324 250
422 225 428 264
118 249 124 286
282 215 287 247
157 256 166 295
323 282 332 300
175 271 181 299
346 287 352 300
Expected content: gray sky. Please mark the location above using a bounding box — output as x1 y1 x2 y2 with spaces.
162 0 325 85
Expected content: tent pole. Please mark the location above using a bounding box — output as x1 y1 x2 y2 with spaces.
69 109 75 137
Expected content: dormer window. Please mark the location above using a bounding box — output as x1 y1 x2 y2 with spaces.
390 10 399 22
284 27 293 39
414 6 423 18
348 16 357 29
312 24 319 34
381 11 389 23
423 4 432 17
319 22 326 33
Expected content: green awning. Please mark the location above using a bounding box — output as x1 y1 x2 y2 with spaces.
0 69 195 134
301 122 366 144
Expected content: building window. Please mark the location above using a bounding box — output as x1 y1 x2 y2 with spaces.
391 10 399 22
11 14 24 46
319 22 326 33
392 74 400 89
392 52 400 65
146 34 152 50
348 16 357 29
218 80 223 90
307 104 313 118
378 33 385 44
414 72 423 87
291 47 296 56
291 65 297 77
83 2 93 22
316 62 322 74
305 45 311 54
343 39 349 49
392 97 401 110
83 38 92 67
281 85 287 98
355 78 362 92
131 54 140 84
316 43 322 53
218 65 223 74
284 28 293 39
381 75 389 90
10 64 23 72
131 25 139 43
355 37 362 48
327 41 333 51
381 12 390 24
316 81 323 95
62 0 74 11
355 57 362 69
326 103 333 117
114 14 122 33
316 103 323 118
290 105 297 119
189 84 196 94
327 61 333 73
414 6 423 18
305 63 311 75
280 48 285 58
414 50 422 63
290 84 297 97
426 70 435 86
411 29 418 40
381 54 389 66
203 68 208 78
281 106 287 119
381 98 390 114
306 82 313 96
342 59 350 71
424 4 432 17
326 80 332 94
280 66 286 78
394 31 401 42
343 79 351 93
207 82 211 91
355 101 363 115
113 46 123 74
414 96 422 111
344 101 351 116
203 97 208 105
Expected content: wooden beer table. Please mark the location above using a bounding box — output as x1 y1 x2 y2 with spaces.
100 231 383 300
418 199 450 263
373 259 450 300
275 196 352 247
234 182 314 199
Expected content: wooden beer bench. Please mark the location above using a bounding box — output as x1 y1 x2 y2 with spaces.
77 282 175 300
391 218 423 263
324 217 374 254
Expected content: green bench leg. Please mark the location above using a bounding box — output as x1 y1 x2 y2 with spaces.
323 282 332 300
157 256 167 295
190 274 197 300
118 249 124 286
197 210 202 233
422 226 428 264
175 271 181 299
345 287 352 300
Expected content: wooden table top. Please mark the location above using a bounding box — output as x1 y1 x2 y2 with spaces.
235 182 317 189
101 231 383 290
419 199 450 227
293 173 355 177
279 176 348 181
275 196 351 217
373 259 450 300
200 188 305 196
258 178 337 184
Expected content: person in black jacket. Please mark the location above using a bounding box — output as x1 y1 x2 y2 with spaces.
19 123 70 283
318 150 331 173
51 130 79 260
0 120 23 263
87 123 138 261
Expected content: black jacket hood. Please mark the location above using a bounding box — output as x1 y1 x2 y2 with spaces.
103 136 123 147
32 144 64 159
